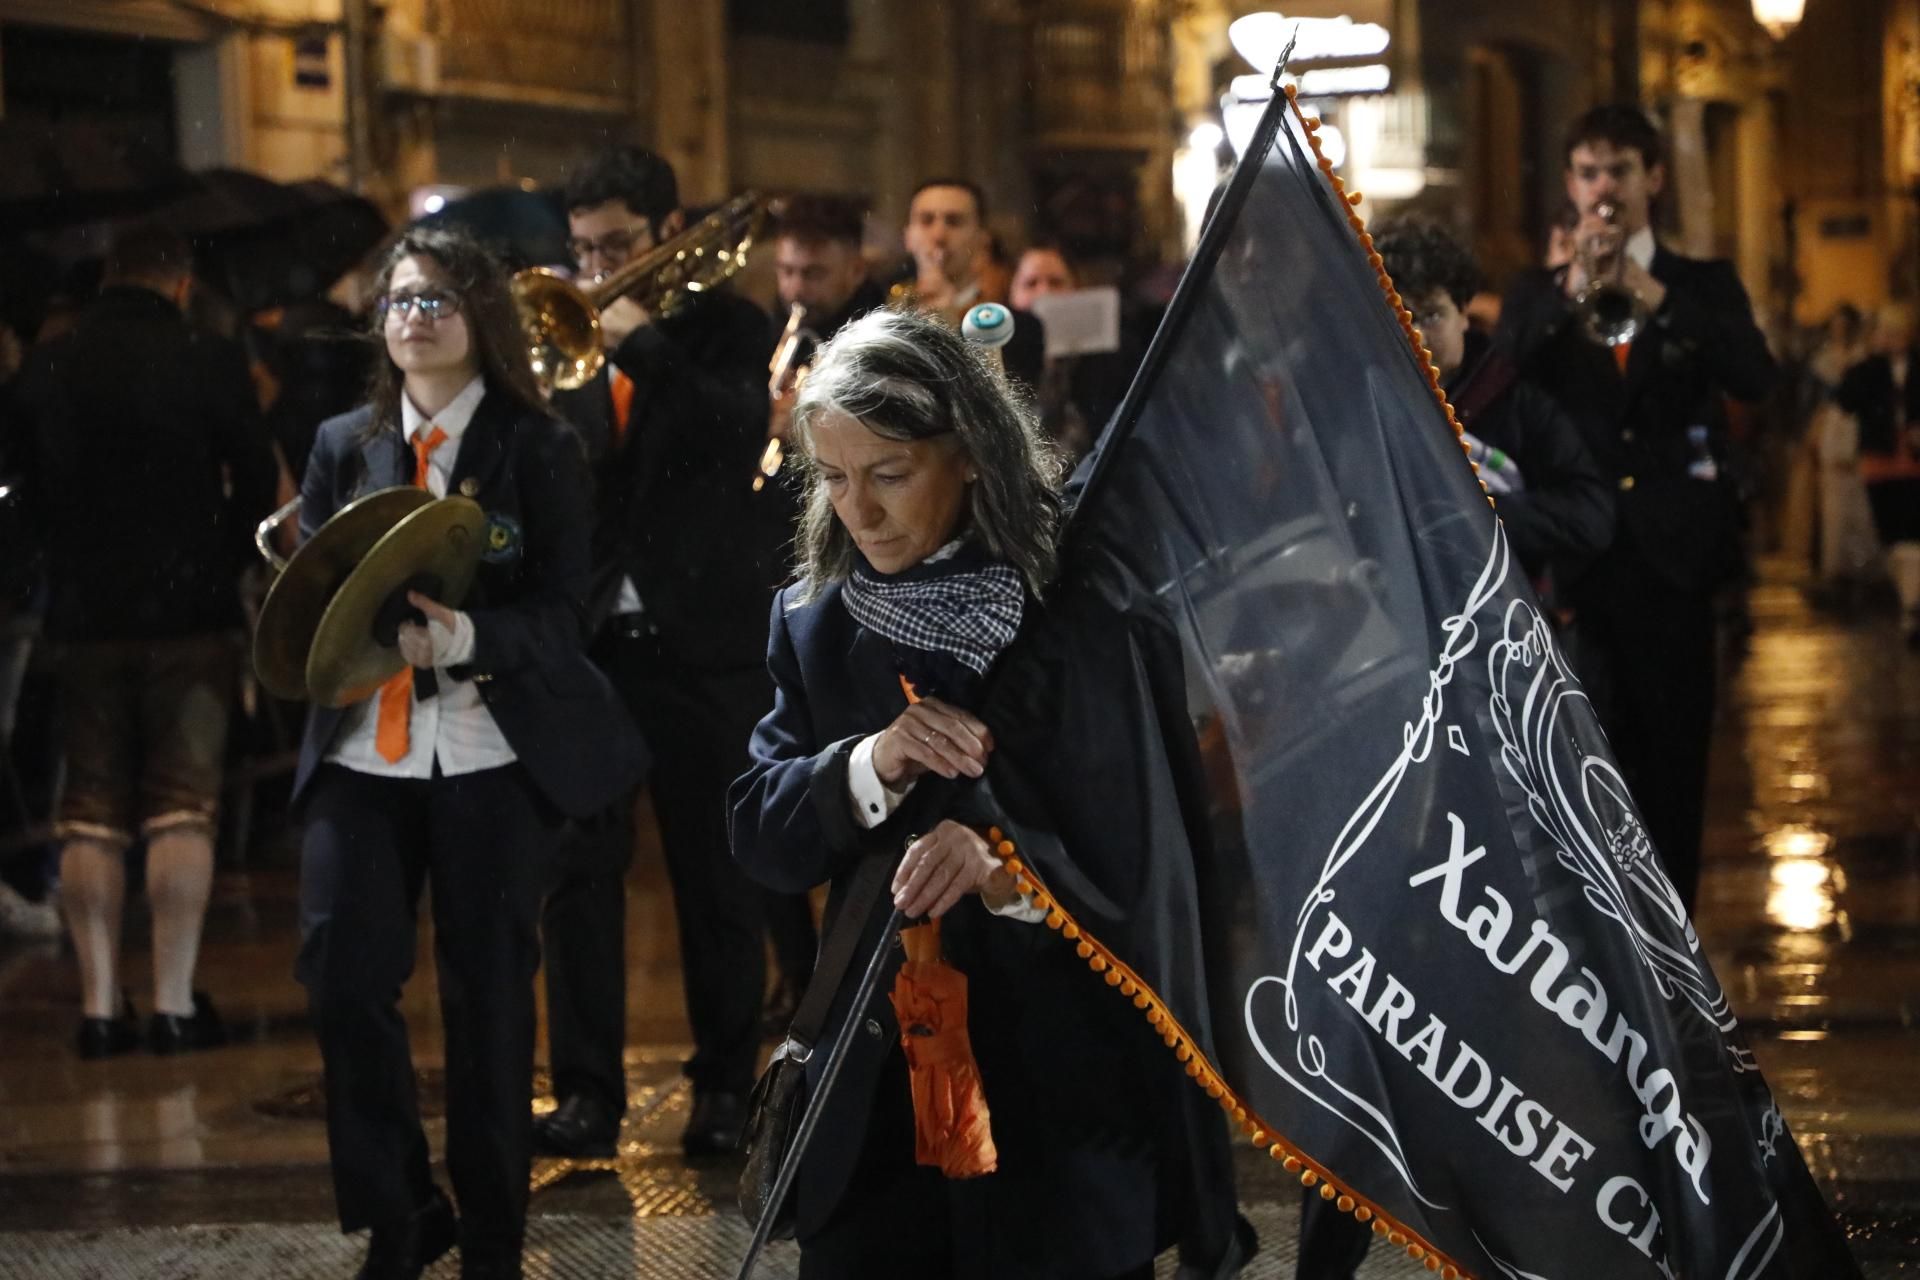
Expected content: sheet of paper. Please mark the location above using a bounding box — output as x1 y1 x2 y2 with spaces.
1028 287 1122 359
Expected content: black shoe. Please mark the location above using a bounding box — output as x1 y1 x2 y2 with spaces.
682 1089 746 1157
532 1094 620 1159
149 991 229 1056
76 1014 140 1060
357 1187 457 1280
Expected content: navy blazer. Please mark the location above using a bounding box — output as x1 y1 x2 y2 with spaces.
1497 245 1775 595
551 291 793 661
291 391 647 820
729 580 1228 1266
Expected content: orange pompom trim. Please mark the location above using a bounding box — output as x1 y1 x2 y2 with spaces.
982 804 1474 1278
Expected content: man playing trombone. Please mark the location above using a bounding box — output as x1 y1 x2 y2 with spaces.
540 145 790 1160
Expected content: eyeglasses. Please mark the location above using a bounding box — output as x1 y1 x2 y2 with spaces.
567 227 651 266
378 289 462 322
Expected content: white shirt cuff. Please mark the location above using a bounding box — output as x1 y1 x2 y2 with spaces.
985 880 1049 924
848 733 913 828
439 610 476 668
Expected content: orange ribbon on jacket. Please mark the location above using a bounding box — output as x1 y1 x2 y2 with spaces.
889 919 997 1178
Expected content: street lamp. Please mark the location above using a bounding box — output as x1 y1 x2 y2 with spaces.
1751 0 1806 40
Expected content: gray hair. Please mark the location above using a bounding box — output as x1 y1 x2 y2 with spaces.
789 307 1064 600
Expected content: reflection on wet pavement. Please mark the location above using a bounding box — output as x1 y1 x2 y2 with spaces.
2 558 1919 1274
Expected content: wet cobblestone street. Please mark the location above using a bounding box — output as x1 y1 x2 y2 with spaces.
2 558 1917 1277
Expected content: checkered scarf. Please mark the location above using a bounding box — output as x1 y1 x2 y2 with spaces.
841 541 1025 675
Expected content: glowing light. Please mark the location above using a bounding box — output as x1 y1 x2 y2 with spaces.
1285 65 1392 96
1766 858 1836 932
1751 0 1805 38
1764 826 1831 860
1230 12 1391 70
1174 123 1228 249
1313 124 1347 168
421 194 446 214
1222 98 1267 157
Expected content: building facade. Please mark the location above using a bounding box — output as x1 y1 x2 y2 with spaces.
0 0 1903 330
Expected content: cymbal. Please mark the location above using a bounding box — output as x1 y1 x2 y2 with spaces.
306 496 486 709
252 488 435 701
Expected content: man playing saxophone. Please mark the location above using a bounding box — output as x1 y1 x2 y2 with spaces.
540 145 790 1161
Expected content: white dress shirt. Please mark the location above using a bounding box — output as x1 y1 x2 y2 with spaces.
1625 225 1656 272
325 376 519 778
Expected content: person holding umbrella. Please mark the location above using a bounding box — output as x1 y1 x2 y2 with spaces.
728 307 1246 1278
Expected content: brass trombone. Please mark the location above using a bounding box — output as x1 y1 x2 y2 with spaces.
513 193 768 392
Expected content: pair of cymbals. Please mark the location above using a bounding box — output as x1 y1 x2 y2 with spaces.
254 488 486 708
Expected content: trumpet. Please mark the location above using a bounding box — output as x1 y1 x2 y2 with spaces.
514 193 767 392
758 302 821 491
1572 200 1648 350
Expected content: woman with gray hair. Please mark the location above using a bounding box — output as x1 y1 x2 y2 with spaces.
730 307 1246 1278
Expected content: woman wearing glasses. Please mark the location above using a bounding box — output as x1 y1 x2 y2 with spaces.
291 226 643 1280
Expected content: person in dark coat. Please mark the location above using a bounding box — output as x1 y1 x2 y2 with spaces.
291 226 644 1280
543 145 790 1159
1496 105 1775 916
1833 307 1920 644
728 308 1248 1279
7 222 277 1057
1373 217 1615 584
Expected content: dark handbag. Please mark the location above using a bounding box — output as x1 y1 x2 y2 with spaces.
737 850 896 1237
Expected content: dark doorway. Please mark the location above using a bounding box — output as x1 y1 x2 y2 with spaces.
1 24 179 158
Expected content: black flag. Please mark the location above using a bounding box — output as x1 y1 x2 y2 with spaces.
982 82 1862 1279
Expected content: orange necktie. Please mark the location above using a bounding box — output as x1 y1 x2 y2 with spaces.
373 425 449 763
610 368 635 446
1613 341 1632 375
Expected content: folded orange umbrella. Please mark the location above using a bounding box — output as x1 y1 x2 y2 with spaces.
889 921 997 1178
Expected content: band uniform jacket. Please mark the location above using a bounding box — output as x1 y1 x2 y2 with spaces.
553 290 790 665
1496 245 1775 596
290 393 646 820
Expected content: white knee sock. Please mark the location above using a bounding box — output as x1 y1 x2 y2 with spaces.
1889 542 1920 625
59 839 126 1020
146 828 215 1018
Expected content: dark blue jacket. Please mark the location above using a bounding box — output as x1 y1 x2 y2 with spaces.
292 391 646 819
1497 246 1775 596
729 576 1239 1270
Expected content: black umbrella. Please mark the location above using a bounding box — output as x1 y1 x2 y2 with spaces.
415 187 571 270
155 169 389 312
0 118 197 235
